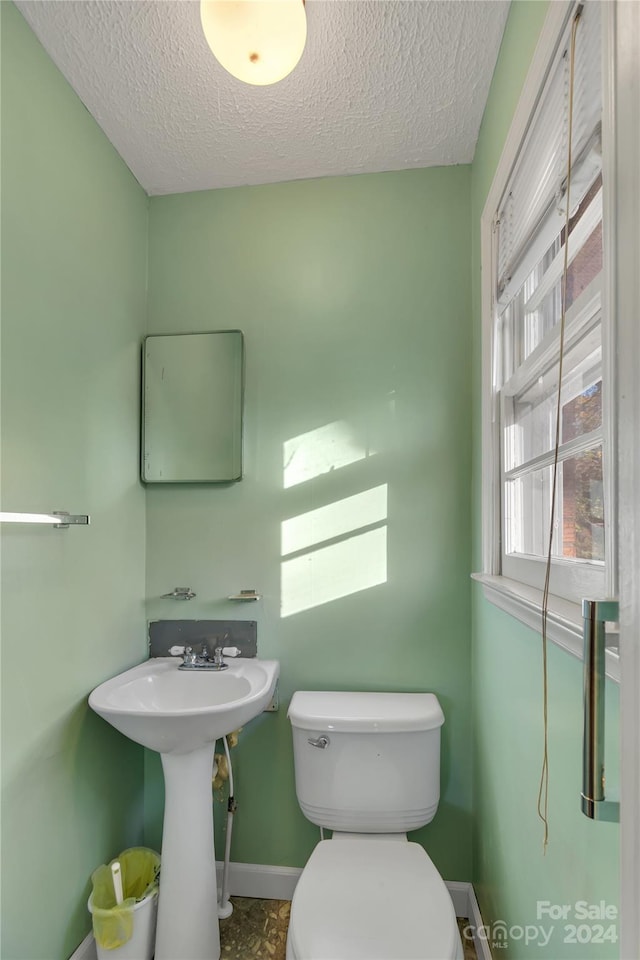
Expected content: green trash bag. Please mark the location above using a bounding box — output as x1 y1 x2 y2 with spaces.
89 847 160 950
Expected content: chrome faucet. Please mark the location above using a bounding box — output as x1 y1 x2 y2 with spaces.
171 644 212 670
211 646 228 671
182 646 199 667
172 639 241 671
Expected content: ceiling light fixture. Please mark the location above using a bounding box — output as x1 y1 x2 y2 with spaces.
200 0 307 87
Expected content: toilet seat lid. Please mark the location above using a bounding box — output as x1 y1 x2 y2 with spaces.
288 838 460 960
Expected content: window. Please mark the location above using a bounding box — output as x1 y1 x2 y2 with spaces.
499 169 605 601
477 0 616 653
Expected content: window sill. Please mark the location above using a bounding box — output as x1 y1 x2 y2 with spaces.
471 573 620 683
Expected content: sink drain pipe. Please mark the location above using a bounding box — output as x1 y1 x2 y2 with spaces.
217 734 236 919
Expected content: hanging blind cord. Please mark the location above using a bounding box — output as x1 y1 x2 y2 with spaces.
538 3 584 854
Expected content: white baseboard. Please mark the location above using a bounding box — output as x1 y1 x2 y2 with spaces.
437 880 493 960
216 860 303 901
68 932 97 960
466 884 494 960
70 863 491 960
444 880 472 917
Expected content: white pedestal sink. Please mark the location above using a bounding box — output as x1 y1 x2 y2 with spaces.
89 656 280 960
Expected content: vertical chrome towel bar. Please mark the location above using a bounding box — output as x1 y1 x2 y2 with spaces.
581 598 619 822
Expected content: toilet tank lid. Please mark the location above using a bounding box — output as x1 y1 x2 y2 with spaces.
288 691 444 733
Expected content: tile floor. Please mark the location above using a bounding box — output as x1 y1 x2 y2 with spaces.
219 897 479 959
220 897 290 958
458 917 480 960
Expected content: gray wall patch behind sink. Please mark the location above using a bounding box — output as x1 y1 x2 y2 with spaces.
148 620 257 658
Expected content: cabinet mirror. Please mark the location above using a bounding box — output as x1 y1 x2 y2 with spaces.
142 331 244 483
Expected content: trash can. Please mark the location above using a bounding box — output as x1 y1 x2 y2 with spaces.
88 847 160 960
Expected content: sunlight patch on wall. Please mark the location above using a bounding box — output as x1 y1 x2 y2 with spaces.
283 419 376 488
281 485 387 555
281 526 387 618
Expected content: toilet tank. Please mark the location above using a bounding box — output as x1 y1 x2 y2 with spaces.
288 691 444 833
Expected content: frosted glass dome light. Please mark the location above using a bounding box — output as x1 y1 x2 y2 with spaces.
200 0 307 86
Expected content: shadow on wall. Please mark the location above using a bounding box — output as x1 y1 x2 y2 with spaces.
281 412 390 617
278 394 456 621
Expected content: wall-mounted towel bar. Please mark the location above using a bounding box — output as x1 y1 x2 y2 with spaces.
581 598 619 822
0 511 90 528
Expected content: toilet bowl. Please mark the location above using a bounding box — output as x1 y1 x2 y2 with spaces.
286 835 462 960
287 691 463 960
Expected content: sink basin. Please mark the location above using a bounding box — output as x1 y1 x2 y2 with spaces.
89 654 280 960
89 656 279 754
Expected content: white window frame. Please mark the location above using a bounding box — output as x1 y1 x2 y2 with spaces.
473 0 620 682
500 270 605 596
615 0 640 946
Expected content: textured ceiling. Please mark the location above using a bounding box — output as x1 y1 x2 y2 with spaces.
16 0 509 196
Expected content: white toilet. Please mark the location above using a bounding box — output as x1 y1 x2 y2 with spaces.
286 691 463 960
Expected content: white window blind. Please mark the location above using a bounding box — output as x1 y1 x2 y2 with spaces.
497 0 602 305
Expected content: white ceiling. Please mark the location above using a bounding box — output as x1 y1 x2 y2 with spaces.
16 0 509 196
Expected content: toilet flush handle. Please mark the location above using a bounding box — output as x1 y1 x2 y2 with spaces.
308 736 330 749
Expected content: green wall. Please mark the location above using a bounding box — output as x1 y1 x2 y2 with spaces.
0 5 148 958
144 168 474 880
470 3 620 957
3 3 620 958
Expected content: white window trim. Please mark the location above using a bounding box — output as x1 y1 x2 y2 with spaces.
471 572 620 684
615 0 640 947
476 0 620 683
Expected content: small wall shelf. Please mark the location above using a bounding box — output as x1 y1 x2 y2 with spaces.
161 587 197 601
228 590 261 602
